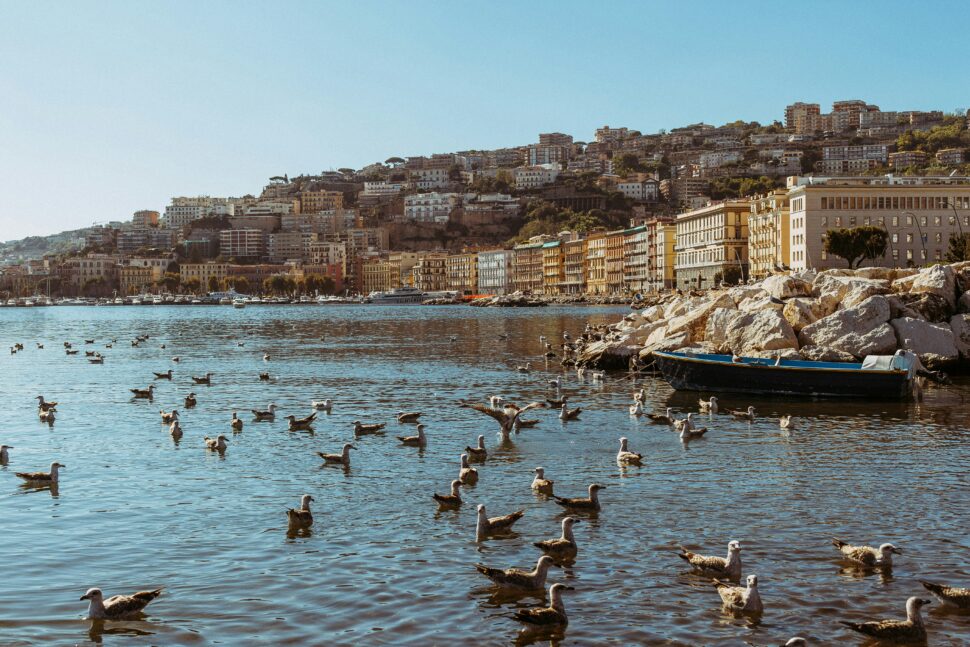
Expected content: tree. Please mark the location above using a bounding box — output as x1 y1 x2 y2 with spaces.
159 272 180 293
385 157 405 165
613 153 642 176
207 276 220 292
722 265 742 286
823 226 889 269
183 277 201 294
944 232 970 262
233 276 250 294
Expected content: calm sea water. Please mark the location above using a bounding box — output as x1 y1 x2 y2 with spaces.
0 304 968 646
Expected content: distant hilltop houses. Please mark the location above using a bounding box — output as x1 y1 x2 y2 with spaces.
3 99 970 299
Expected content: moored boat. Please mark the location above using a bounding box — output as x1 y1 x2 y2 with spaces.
368 286 427 305
652 350 921 399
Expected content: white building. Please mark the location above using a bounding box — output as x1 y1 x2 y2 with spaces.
245 201 296 216
163 197 236 229
616 179 659 202
410 168 450 190
698 150 743 169
219 229 265 260
477 249 513 295
363 181 404 196
306 241 347 273
403 193 462 223
513 164 560 190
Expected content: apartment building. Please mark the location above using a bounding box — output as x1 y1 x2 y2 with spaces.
57 254 120 288
784 102 821 134
410 168 451 190
595 125 630 143
936 148 965 165
179 262 229 289
163 196 236 229
119 265 154 295
404 192 463 223
541 240 564 296
889 150 928 169
605 230 626 294
514 164 560 190
561 238 587 295
362 259 398 294
446 252 478 295
647 219 677 292
616 178 659 202
674 200 750 289
477 249 513 295
132 210 160 228
363 182 404 196
306 241 347 274
748 190 791 279
267 232 319 263
300 190 344 213
116 228 176 255
412 253 448 291
389 252 420 287
786 174 970 270
622 225 648 293
585 232 607 294
220 229 265 261
511 239 547 293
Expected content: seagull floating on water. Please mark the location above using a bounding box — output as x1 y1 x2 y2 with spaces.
353 420 384 435
459 453 478 485
629 401 644 416
317 443 356 466
460 401 545 440
476 555 556 591
559 403 581 421
36 396 58 412
39 408 56 424
80 587 163 620
647 407 673 424
397 411 421 423
513 583 573 626
534 517 580 560
553 484 604 511
16 462 64 484
680 424 708 441
780 415 793 429
531 467 554 495
397 424 427 447
713 574 763 613
475 503 524 541
252 404 277 421
130 385 155 399
191 373 212 385
840 596 930 643
159 409 179 424
516 363 531 373
287 413 317 430
433 480 462 508
259 372 270 381
920 580 970 609
673 413 695 433
678 540 742 581
184 392 197 408
698 396 718 414
169 420 183 441
0 444 12 464
204 435 228 452
311 399 332 412
548 376 562 389
153 369 172 380
231 412 243 432
465 435 487 461
286 495 314 529
728 406 756 421
616 437 643 465
831 538 900 568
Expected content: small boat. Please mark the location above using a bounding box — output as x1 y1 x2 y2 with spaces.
232 298 246 309
651 350 920 400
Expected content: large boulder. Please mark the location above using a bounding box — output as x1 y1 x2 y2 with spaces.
907 264 957 309
761 274 813 300
664 292 736 341
798 295 898 358
812 273 890 312
799 346 858 363
959 291 970 314
893 292 952 323
886 295 925 320
629 320 667 345
639 330 692 358
783 297 827 332
891 317 959 366
950 314 970 360
641 304 665 322
951 261 970 293
726 285 767 306
577 339 640 370
704 307 742 353
738 295 785 314
724 309 799 356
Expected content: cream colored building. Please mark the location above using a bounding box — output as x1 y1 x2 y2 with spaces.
446 252 478 295
562 238 587 295
605 230 626 294
541 240 564 296
786 175 970 270
674 200 750 289
748 190 791 279
585 232 607 294
180 262 229 288
412 253 448 291
362 260 398 294
300 190 344 213
622 225 648 293
511 239 547 293
119 266 153 295
651 222 677 291
389 252 419 287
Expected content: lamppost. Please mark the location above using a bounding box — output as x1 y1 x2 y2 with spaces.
902 211 927 263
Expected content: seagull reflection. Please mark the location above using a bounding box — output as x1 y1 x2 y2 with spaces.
87 619 156 644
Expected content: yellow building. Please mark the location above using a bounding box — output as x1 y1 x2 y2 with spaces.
388 252 419 287
674 200 750 289
562 238 587 294
119 266 153 295
541 240 564 296
646 219 676 292
511 239 547 293
412 253 448 291
748 190 791 279
605 230 626 294
362 259 398 294
300 190 344 213
446 252 479 295
179 262 229 289
585 232 607 294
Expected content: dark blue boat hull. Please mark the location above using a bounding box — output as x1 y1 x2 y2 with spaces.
653 352 911 399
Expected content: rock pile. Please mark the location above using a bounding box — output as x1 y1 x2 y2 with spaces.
469 292 548 307
579 261 970 370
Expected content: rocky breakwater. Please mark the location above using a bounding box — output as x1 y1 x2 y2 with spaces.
576 261 970 371
469 292 547 307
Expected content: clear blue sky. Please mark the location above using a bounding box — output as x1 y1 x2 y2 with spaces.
1 0 968 241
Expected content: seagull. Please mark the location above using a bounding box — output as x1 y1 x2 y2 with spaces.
728 406 756 421
546 393 568 407
460 401 545 440
534 517 580 560
171 356 179 362
476 555 556 591
191 373 212 385
840 596 930 643
397 411 422 423
698 396 718 414
559 403 581 421
159 409 179 424
831 538 901 568
553 484 605 511
36 396 58 411
353 420 385 435
647 407 674 424
489 396 504 409
531 467 554 495
516 363 531 373
433 480 463 508
39 409 56 424
251 403 278 421
548 376 562 389
680 424 708 441
130 385 155 399
678 540 742 581
459 453 478 485
259 372 270 381
263 353 270 361
538 335 547 344
562 331 571 341
920 580 970 609
632 388 645 402
287 413 317 430
713 574 763 613
153 369 173 380
169 420 183 441
616 437 643 465
204 435 228 452
780 415 793 429
230 412 243 432
397 424 427 447
311 399 332 412
475 503 524 541
465 435 487 461
0 444 12 464
286 495 314 529
783 639 807 647
80 587 163 620
590 370 605 382
673 413 695 433
66 349 79 355
513 583 573 627
629 401 644 416
16 462 63 484
184 392 197 408
317 443 356 466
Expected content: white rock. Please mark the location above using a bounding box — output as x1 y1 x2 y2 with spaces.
798 295 897 358
704 307 742 353
641 304 665 322
724 309 799 356
799 346 858 363
761 274 813 300
738 295 785 314
726 285 767 306
783 298 826 332
908 264 957 309
891 317 959 363
665 292 735 341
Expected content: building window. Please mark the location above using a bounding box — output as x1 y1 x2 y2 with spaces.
906 249 913 260
892 233 899 243
892 249 899 260
892 216 899 226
